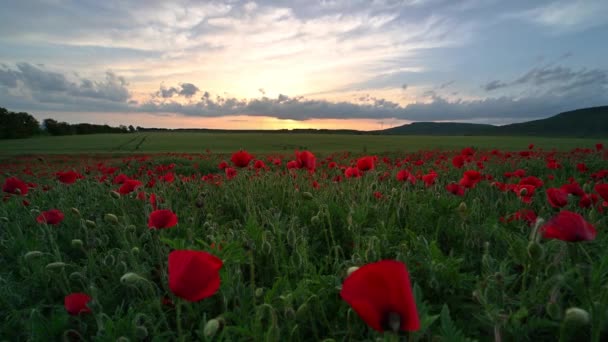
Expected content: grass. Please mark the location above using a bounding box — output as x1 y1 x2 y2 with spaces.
0 132 604 155
1 142 607 341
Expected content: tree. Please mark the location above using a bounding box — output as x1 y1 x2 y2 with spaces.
0 107 40 139
128 125 136 133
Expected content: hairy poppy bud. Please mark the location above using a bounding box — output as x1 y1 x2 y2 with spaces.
458 201 468 213
204 319 221 337
519 187 528 196
564 307 590 326
546 301 561 320
71 208 81 216
346 266 359 277
120 272 146 285
103 254 115 266
104 213 119 225
71 239 83 248
46 261 67 270
255 288 264 298
131 247 140 255
69 272 85 281
85 220 96 228
527 241 544 260
135 326 148 339
311 215 320 225
30 209 40 216
110 191 121 199
302 192 313 200
24 250 44 260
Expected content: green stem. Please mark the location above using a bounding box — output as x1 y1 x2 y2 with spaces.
176 300 185 342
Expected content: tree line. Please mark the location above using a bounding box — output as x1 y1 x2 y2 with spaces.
1 107 137 139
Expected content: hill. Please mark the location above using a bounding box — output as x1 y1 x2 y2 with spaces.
377 106 608 137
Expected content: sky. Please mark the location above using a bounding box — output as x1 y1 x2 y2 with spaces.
0 0 607 131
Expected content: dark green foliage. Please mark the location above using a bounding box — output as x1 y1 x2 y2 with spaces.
0 107 40 139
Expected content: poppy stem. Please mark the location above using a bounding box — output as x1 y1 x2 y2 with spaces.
176 300 185 342
383 332 400 342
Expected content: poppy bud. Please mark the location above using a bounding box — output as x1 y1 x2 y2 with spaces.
30 209 40 216
195 196 205 208
519 187 528 196
472 289 482 303
564 307 590 326
311 215 320 225
71 207 81 216
104 213 119 225
71 239 83 248
346 266 359 277
204 319 221 337
0 216 8 223
103 254 115 266
295 302 308 320
120 272 146 285
131 247 140 255
458 201 468 213
527 241 544 260
135 326 148 339
69 272 85 281
126 224 136 231
85 220 96 228
546 301 561 320
24 250 43 260
302 192 313 200
46 261 67 270
110 191 121 199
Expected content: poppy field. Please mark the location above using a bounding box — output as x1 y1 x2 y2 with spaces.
2 142 608 341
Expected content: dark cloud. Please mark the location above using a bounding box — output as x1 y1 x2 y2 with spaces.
482 80 509 91
0 63 130 102
482 65 608 93
179 83 199 97
401 83 408 90
438 80 455 89
156 83 200 98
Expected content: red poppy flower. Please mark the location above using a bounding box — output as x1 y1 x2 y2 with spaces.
113 174 129 184
356 156 375 171
546 188 568 208
396 170 416 184
56 170 82 184
577 163 589 173
340 260 420 332
373 191 383 199
148 209 178 229
421 173 437 187
561 183 585 197
119 179 142 195
597 143 604 151
446 183 465 196
519 176 543 188
542 211 596 242
296 150 316 171
596 184 608 202
2 176 28 195
225 167 237 180
461 147 474 156
168 250 223 302
345 167 362 178
64 293 92 315
459 170 482 189
452 155 465 168
231 150 253 168
149 193 158 210
501 209 537 226
36 209 64 225
218 161 228 170
254 160 266 169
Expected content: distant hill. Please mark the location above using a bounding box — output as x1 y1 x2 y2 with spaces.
376 106 608 137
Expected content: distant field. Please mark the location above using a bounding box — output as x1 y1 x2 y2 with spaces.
0 132 604 155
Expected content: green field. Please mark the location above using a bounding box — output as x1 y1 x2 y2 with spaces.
0 133 604 155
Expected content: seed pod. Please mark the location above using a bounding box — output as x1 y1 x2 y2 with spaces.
564 307 590 326
85 220 96 228
204 319 221 337
71 239 83 248
131 247 140 255
255 288 264 298
104 213 119 225
24 251 44 260
69 272 85 281
45 262 67 270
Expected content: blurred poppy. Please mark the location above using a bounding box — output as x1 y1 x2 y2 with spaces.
148 209 178 229
231 150 253 168
340 260 420 332
541 211 596 242
36 209 64 225
168 250 223 302
64 293 92 315
2 177 28 195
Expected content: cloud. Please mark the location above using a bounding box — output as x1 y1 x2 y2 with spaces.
512 0 608 33
179 83 199 97
482 80 508 91
0 63 130 102
156 82 200 98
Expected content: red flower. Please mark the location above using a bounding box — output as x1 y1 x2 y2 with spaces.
149 193 158 210
597 143 604 151
225 167 237 180
113 174 129 184
459 170 482 189
254 160 266 169
373 191 383 199
546 188 568 208
345 167 362 178
119 179 142 195
452 155 465 168
595 184 608 202
64 293 92 315
502 209 537 226
36 209 64 225
446 183 465 196
2 177 28 195
541 211 596 242
168 250 223 302
296 150 316 171
56 170 82 184
561 183 585 197
519 176 543 188
231 150 253 168
356 156 375 171
340 260 420 332
421 172 437 187
218 161 228 170
396 170 416 184
577 163 588 173
148 209 178 229
461 147 474 156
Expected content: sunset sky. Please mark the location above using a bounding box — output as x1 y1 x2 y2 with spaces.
1 0 607 130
